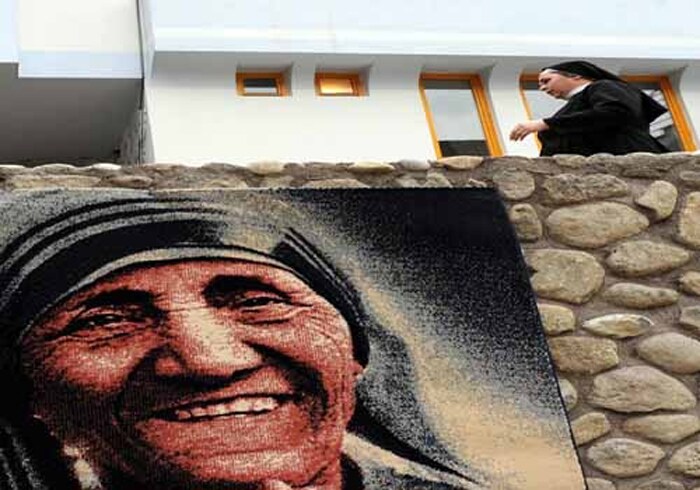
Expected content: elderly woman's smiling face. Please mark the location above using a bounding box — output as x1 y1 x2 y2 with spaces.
20 259 362 488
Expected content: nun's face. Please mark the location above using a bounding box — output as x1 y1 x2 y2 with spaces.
538 70 584 99
21 259 362 488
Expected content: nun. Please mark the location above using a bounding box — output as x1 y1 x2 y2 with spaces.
510 60 670 156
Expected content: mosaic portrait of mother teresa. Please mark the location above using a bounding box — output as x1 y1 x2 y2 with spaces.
0 188 585 490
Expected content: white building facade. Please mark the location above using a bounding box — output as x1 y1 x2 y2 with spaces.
1 0 699 164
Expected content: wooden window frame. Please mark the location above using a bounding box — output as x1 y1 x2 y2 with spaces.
236 72 288 97
315 72 365 96
419 73 503 157
519 73 697 151
622 75 697 151
519 74 544 150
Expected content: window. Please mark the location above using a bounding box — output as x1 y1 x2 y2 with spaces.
236 73 287 96
315 73 364 96
519 74 696 152
624 75 696 152
419 74 502 157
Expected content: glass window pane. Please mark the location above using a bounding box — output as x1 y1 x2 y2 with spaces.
319 77 355 95
423 79 489 156
243 78 279 95
630 81 682 152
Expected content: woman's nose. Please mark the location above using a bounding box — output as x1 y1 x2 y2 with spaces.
152 306 265 378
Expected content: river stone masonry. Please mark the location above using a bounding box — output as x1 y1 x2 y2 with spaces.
2 153 700 489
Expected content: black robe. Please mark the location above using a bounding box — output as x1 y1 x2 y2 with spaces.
538 79 669 156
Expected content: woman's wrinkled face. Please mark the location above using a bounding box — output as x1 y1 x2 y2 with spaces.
21 259 362 488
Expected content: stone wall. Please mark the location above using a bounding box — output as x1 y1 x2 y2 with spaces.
1 153 700 490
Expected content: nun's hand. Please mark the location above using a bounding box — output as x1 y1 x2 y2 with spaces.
509 120 548 141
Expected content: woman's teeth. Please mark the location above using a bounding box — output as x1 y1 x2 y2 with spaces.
171 396 281 421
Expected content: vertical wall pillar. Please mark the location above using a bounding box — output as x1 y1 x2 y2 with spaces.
679 63 700 151
486 62 538 157
0 0 18 62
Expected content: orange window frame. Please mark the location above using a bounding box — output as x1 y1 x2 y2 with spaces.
623 75 697 151
519 74 544 149
419 73 503 157
315 72 365 96
236 72 288 97
519 73 697 151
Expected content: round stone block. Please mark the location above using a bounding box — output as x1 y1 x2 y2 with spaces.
680 271 700 296
6 174 103 189
246 160 286 175
537 303 576 335
623 414 700 444
669 442 700 477
635 480 686 490
603 283 679 309
546 202 649 249
587 438 664 477
395 176 421 188
678 192 700 249
586 478 616 490
680 306 700 337
424 172 453 188
588 366 696 412
634 180 678 221
558 378 578 411
509 204 543 242
548 337 619 374
348 161 395 174
527 249 605 304
571 412 611 446
396 159 431 171
637 333 700 374
606 240 690 277
582 314 653 339
680 170 700 188
542 173 629 204
435 156 483 170
492 169 535 200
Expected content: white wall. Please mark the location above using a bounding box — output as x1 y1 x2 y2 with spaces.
147 56 436 164
0 0 17 62
679 65 700 150
18 0 140 77
146 0 700 59
487 63 538 157
145 54 700 163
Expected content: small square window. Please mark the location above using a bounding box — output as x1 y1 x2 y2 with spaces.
315 73 364 96
236 73 287 96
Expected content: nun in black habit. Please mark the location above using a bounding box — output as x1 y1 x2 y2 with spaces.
510 60 670 156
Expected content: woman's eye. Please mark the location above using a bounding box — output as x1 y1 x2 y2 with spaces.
76 313 127 328
236 295 287 308
216 291 306 323
64 307 155 337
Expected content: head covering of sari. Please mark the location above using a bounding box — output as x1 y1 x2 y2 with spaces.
542 60 668 123
0 189 487 488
